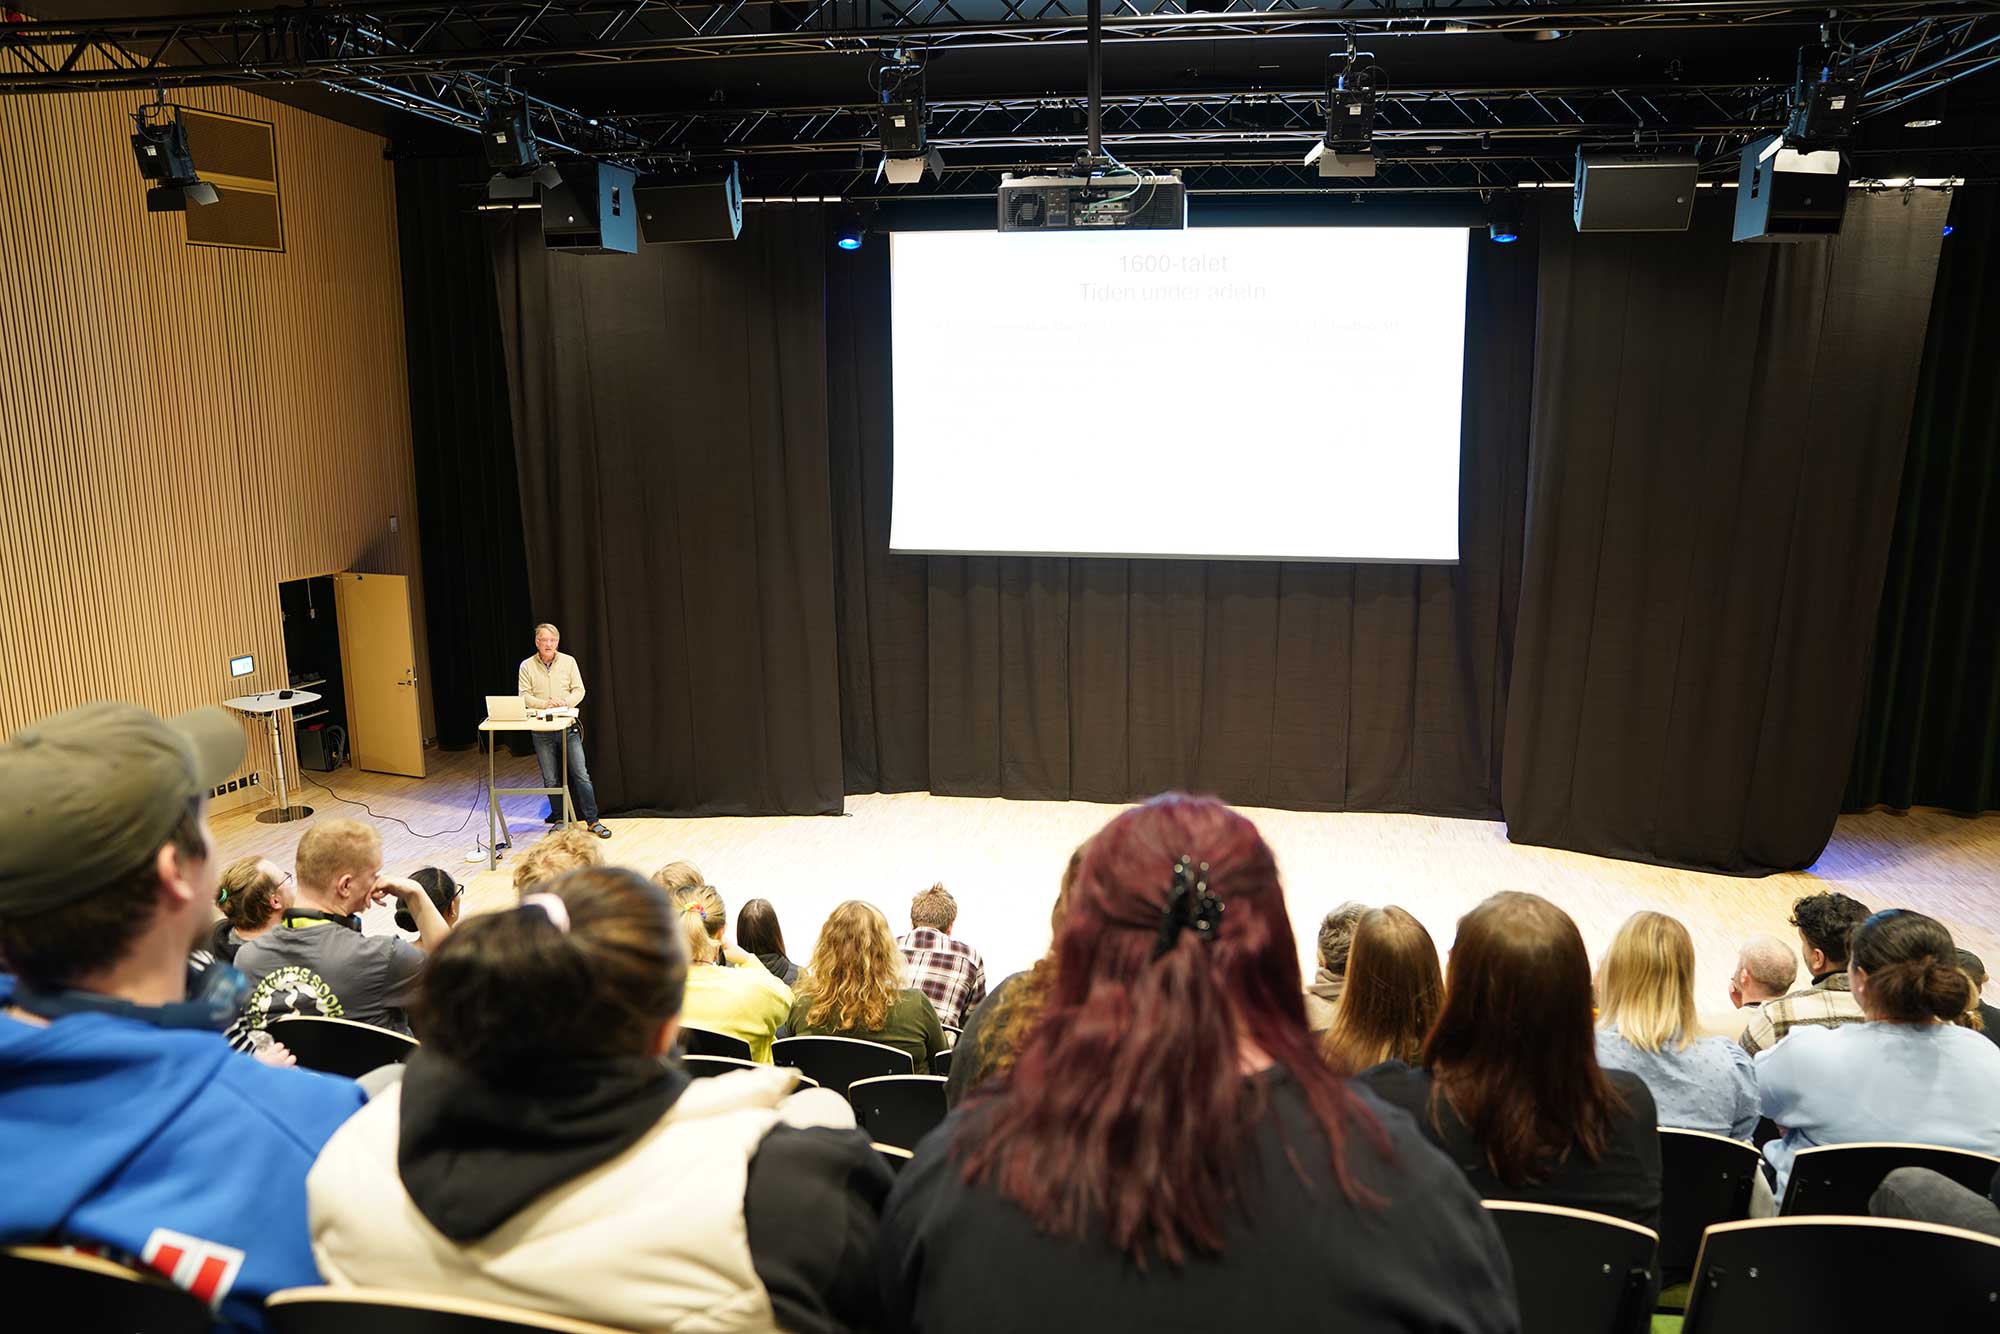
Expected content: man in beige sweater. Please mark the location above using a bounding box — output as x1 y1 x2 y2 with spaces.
518 622 611 839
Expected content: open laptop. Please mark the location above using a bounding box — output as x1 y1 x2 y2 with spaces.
485 694 528 721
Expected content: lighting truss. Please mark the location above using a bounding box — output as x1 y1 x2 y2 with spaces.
6 1 2000 92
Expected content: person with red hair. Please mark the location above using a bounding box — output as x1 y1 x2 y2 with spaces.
878 794 1518 1334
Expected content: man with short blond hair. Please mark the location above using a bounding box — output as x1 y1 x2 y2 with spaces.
235 818 451 1036
511 826 604 894
899 884 986 1029
518 622 611 839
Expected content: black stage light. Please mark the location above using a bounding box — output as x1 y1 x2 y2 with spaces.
1305 50 1380 178
482 97 541 174
834 204 870 251
1486 193 1523 243
876 56 936 184
1787 43 1858 147
129 102 218 210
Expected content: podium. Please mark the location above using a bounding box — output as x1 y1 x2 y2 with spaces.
224 690 322 824
479 714 577 870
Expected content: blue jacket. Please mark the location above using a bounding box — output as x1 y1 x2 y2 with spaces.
0 976 365 1331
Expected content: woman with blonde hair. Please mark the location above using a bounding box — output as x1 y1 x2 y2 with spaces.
676 897 793 1062
1321 907 1443 1076
788 901 946 1074
1595 910 1757 1140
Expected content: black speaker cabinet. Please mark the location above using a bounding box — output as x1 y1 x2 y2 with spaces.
1734 135 1850 242
1573 151 1697 233
637 165 744 244
541 162 638 255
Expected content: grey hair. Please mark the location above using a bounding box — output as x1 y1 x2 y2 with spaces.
534 622 560 639
1737 933 1799 996
1316 902 1369 976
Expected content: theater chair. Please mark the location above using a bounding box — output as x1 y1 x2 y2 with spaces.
1681 1217 2000 1329
1482 1201 1657 1334
267 1016 418 1079
267 1288 630 1334
1 1246 210 1334
771 1036 912 1097
873 1142 916 1173
848 1074 948 1150
677 1026 754 1061
1779 1142 2000 1216
678 1054 820 1089
931 1047 954 1078
1657 1129 1763 1288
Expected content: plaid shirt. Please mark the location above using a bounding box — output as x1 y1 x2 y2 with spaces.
1738 971 1867 1056
899 927 987 1029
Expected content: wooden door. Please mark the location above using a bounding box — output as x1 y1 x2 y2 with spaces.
333 572 426 777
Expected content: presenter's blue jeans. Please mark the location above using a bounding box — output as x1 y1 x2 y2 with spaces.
531 725 600 824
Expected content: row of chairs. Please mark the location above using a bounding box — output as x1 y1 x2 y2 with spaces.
14 1207 2000 1334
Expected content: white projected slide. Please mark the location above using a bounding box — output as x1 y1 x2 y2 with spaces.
889 226 1470 563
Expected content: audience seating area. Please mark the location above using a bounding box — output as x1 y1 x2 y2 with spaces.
1777 1142 2000 1216
1680 1218 2000 1328
3 1246 212 1334
1483 1202 1658 1334
268 1016 418 1080
770 1035 913 1096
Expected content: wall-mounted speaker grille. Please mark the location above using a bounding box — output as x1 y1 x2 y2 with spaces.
180 108 284 253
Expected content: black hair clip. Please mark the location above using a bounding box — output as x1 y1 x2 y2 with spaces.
1154 855 1224 959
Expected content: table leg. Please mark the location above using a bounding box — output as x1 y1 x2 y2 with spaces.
561 727 575 824
256 706 313 824
487 729 499 871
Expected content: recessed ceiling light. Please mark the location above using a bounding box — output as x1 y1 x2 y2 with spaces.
1905 117 1944 129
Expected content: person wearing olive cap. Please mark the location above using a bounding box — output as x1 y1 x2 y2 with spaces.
0 702 366 1333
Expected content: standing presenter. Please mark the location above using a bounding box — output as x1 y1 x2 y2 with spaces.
518 622 612 839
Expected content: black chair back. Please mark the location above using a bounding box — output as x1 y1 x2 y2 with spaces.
931 1046 954 1078
1482 1201 1657 1334
0 1247 210 1334
771 1036 912 1096
873 1142 916 1173
1683 1218 2000 1329
1657 1128 1762 1283
940 1023 962 1046
1780 1142 2000 1216
849 1074 948 1150
680 1055 757 1079
268 1016 418 1079
678 1026 754 1061
267 1287 632 1333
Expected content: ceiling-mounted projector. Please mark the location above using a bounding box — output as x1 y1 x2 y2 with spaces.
997 172 1188 231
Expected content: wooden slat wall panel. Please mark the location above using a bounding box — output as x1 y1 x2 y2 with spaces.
0 85 434 811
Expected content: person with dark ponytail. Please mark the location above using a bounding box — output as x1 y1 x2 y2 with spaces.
1759 909 2000 1197
879 795 1518 1334
307 865 893 1334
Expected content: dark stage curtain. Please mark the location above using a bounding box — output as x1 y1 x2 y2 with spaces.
1845 185 2000 815
1502 192 1949 874
490 207 844 816
395 156 534 749
831 226 1537 815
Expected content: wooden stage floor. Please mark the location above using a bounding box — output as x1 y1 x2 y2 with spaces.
213 745 2000 1013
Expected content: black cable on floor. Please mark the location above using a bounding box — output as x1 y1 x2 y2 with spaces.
295 769 486 841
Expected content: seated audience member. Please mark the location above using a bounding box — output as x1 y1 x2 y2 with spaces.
881 795 1518 1334
1700 933 1797 1038
394 866 463 934
512 825 603 894
1594 912 1758 1140
737 898 801 986
1957 948 2000 1049
1321 906 1443 1075
0 703 364 1331
1357 892 1662 1229
678 900 793 1062
789 902 946 1074
236 819 452 1035
209 855 292 961
1305 901 1368 1034
657 862 725 941
1739 891 1872 1055
1758 909 2000 1197
946 846 1081 1107
309 866 890 1333
898 883 987 1030
1872 1165 2000 1241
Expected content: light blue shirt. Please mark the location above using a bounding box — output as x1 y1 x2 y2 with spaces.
1757 1020 2000 1196
1595 1029 1759 1140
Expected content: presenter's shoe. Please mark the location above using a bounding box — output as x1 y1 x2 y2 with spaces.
589 822 613 839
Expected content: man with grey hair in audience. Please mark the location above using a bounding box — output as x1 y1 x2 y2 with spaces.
1700 933 1799 1039
1304 902 1368 1034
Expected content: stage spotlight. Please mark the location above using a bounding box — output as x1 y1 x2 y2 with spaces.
1306 47 1380 178
129 101 219 211
876 54 938 184
1943 223 1955 237
1786 41 1858 147
1486 193 1523 243
834 205 870 251
483 97 541 174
